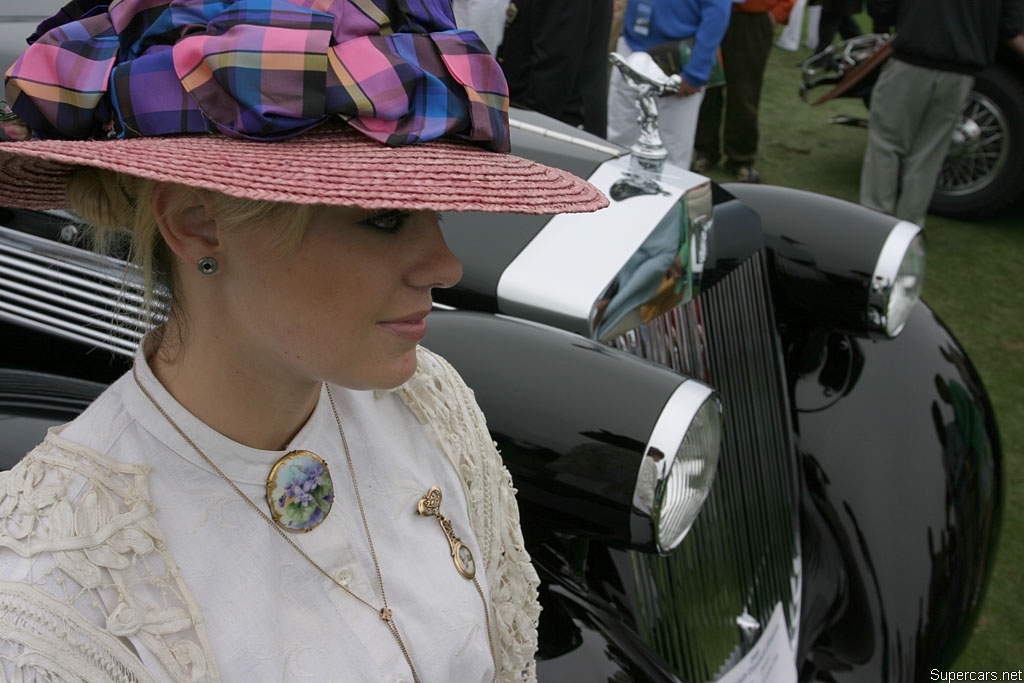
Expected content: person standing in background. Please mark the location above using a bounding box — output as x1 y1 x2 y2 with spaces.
859 0 1024 226
692 0 795 182
610 0 631 51
805 0 822 49
499 0 615 136
452 0 511 55
607 0 733 169
775 0 809 50
817 0 862 49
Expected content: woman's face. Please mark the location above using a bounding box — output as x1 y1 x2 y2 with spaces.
211 206 463 391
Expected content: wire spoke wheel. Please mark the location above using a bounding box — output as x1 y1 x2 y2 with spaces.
930 63 1024 219
937 94 1008 196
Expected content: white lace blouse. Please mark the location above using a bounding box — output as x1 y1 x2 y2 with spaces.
0 347 541 682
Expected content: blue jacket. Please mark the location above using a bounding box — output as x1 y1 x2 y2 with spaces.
620 0 733 86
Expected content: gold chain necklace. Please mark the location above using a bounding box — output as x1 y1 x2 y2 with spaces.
132 366 422 682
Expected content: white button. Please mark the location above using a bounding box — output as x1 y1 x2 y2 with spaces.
331 566 352 586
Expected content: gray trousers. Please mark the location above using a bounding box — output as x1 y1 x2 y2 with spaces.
859 59 974 227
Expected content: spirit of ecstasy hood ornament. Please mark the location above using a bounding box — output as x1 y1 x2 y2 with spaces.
608 50 681 179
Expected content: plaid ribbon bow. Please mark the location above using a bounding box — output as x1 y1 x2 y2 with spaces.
4 0 511 151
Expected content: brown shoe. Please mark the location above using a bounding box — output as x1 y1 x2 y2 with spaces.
732 165 761 183
691 154 714 174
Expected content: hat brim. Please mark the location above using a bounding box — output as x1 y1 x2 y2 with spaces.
0 126 608 214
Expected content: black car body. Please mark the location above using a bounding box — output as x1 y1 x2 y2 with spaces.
800 33 1024 219
0 106 1002 682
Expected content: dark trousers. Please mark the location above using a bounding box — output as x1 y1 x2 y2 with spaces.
694 11 774 166
818 0 863 48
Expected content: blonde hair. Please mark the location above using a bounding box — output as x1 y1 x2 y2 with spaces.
66 167 312 353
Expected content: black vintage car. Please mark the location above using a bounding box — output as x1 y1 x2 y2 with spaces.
800 33 1024 219
0 101 1001 682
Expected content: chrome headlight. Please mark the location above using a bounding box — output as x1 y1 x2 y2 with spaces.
720 183 927 339
423 310 722 554
633 380 722 553
869 221 925 336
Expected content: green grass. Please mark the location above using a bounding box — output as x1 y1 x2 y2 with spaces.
731 34 1024 669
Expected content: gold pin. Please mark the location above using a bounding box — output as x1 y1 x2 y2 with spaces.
417 486 476 580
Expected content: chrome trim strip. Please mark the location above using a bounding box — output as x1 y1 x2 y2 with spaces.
0 301 138 354
509 118 624 157
0 287 145 338
2 275 145 326
0 225 130 279
0 224 160 356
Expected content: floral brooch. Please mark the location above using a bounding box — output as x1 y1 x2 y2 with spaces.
266 450 335 533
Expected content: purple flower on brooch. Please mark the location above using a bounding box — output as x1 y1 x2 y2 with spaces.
266 451 335 532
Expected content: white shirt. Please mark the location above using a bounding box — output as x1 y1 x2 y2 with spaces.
12 351 497 682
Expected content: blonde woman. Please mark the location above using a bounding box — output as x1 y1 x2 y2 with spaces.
0 0 606 680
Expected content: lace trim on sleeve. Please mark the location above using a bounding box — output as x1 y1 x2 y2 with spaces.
0 580 157 683
393 347 542 683
0 431 220 682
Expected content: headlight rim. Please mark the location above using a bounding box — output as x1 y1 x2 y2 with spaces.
869 220 925 338
632 379 723 554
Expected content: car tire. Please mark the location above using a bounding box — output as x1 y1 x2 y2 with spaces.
930 62 1024 219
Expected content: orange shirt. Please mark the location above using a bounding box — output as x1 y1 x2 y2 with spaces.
733 0 797 24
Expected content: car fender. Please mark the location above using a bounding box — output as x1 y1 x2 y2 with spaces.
421 308 713 552
789 303 1001 679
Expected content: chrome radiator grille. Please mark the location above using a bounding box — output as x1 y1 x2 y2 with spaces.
610 250 800 682
0 225 160 357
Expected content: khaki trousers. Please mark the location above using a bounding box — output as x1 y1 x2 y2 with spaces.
859 59 974 227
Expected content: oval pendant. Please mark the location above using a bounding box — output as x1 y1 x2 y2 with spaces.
266 450 334 532
453 541 476 580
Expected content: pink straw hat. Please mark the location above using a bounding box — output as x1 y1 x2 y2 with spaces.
0 0 608 215
0 125 608 214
